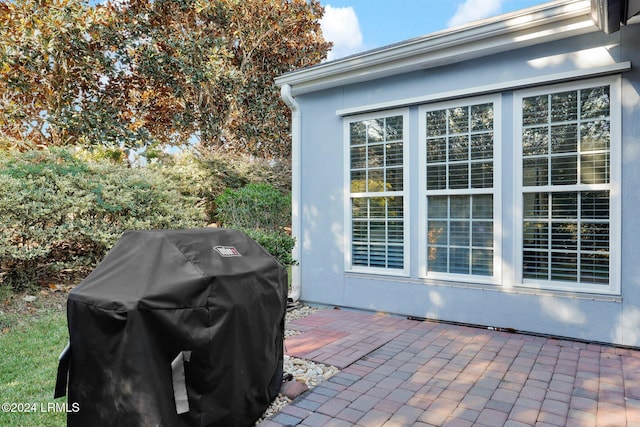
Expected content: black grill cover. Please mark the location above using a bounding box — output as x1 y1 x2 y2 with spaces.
56 228 288 427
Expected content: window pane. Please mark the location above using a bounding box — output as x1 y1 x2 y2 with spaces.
551 222 578 251
551 192 578 219
352 221 368 241
523 193 548 218
450 248 470 274
369 198 386 218
471 162 493 188
472 221 493 247
551 253 578 282
427 246 447 272
350 122 366 145
370 245 386 267
580 120 610 152
580 253 609 283
449 107 468 134
368 169 384 192
581 223 609 251
426 110 447 136
581 191 609 219
550 125 577 153
427 138 446 163
523 127 549 156
449 136 469 161
386 142 403 166
370 221 386 242
386 167 403 191
473 195 493 219
367 119 384 142
449 163 469 189
387 197 403 218
550 155 577 185
388 245 404 269
427 221 448 246
388 221 404 243
450 221 470 246
352 244 368 266
385 116 403 141
581 86 610 119
471 103 493 131
524 251 548 279
427 165 447 190
523 158 548 186
472 249 493 276
450 196 470 218
581 153 609 184
351 170 366 192
471 133 493 159
428 196 448 218
368 144 384 167
351 146 366 169
352 198 367 218
550 90 578 122
523 95 548 125
523 222 548 249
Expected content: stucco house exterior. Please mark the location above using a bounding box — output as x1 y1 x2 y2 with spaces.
275 0 640 346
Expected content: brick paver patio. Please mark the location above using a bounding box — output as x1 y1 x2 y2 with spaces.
260 308 640 427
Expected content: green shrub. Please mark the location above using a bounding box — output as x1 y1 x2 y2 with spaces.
215 183 291 230
0 148 206 290
241 228 296 267
215 183 295 266
156 149 291 224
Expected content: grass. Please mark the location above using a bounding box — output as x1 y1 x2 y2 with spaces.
0 292 68 427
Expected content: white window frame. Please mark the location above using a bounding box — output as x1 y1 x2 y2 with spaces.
513 76 621 295
344 108 410 276
418 95 502 285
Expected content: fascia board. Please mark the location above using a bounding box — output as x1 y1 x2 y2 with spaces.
275 0 596 95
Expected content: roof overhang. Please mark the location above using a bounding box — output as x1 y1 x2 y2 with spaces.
591 0 640 33
276 0 600 96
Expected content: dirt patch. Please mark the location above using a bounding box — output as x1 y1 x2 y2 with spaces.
0 285 71 334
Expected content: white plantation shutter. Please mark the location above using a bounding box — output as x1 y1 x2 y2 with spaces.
521 85 612 286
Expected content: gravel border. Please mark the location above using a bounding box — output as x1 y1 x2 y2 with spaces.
256 303 339 424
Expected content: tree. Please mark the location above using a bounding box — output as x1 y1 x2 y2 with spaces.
218 0 331 158
0 0 331 159
0 0 125 148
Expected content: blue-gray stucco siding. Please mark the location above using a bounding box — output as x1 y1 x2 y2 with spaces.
294 25 640 346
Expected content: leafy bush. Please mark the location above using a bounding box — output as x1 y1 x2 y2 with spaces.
241 228 296 267
156 149 291 224
0 148 206 290
215 183 291 230
215 183 295 266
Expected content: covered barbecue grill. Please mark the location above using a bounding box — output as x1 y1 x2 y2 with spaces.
55 228 288 427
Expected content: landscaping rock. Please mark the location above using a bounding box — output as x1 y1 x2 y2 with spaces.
280 380 309 400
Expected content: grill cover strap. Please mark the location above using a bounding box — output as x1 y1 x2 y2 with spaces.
171 351 192 414
54 342 71 399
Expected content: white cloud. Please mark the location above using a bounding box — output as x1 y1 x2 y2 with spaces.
447 0 504 28
320 5 364 61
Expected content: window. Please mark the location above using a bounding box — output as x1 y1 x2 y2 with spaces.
516 78 620 293
342 76 619 295
419 97 500 282
345 110 408 273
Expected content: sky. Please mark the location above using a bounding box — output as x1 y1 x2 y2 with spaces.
319 0 552 61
